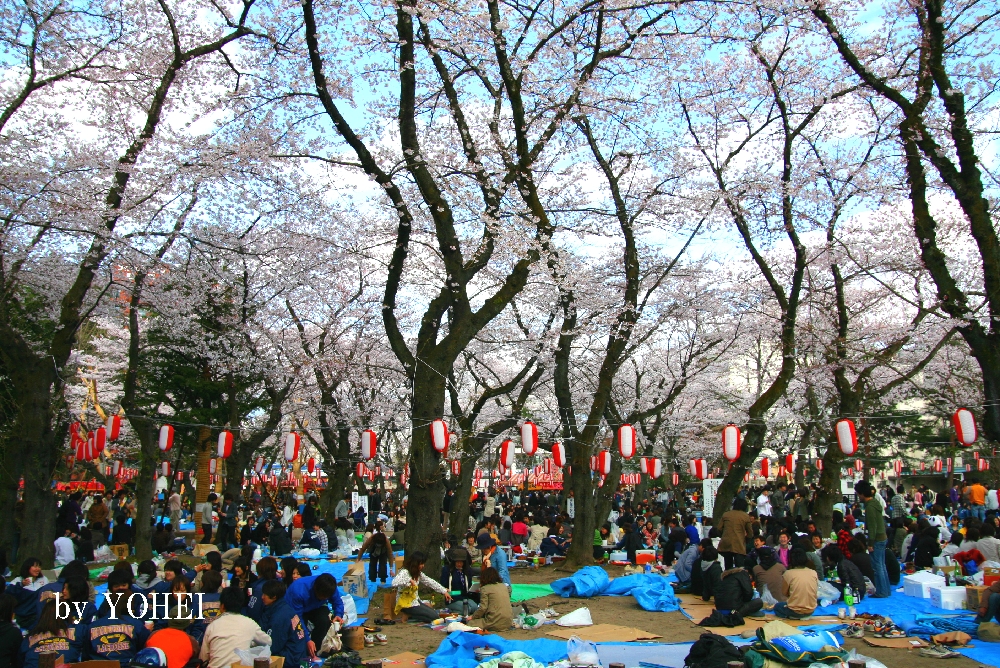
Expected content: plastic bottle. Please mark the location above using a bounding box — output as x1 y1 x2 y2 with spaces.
843 584 854 606
462 598 470 618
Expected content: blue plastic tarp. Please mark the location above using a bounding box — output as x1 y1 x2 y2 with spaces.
426 631 568 668
631 577 681 612
550 566 610 598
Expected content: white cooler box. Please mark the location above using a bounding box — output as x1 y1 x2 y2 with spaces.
903 571 945 598
930 586 966 610
609 551 627 561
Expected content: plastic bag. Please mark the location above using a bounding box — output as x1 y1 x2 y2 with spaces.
863 577 875 596
566 636 600 666
342 593 358 626
320 620 342 654
556 607 593 627
234 646 271 665
761 584 778 609
816 581 840 607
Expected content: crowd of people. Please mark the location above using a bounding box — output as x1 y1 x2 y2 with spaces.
4 474 1000 667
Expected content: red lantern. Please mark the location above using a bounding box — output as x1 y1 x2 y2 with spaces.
93 426 106 458
430 419 449 454
175 471 183 480
835 419 857 455
690 458 707 480
744 471 750 482
760 458 770 479
284 432 300 462
361 429 377 460
855 458 863 472
159 425 174 452
590 455 598 471
597 450 612 476
816 459 824 471
722 424 741 462
356 462 366 478
520 421 538 456
106 414 122 441
953 408 977 445
500 439 515 469
920 461 926 471
307 457 316 474
618 424 636 459
112 460 122 477
785 453 795 475
671 471 680 486
640 458 648 473
543 458 554 475
933 459 942 472
254 456 265 474
778 465 787 478
450 459 461 476
209 458 217 475
893 459 902 475
552 442 565 467
217 430 233 459
161 461 171 476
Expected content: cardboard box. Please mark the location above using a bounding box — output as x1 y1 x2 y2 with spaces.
967 585 991 610
342 565 368 598
345 562 365 577
230 657 284 668
930 586 967 610
983 566 1000 586
109 544 130 560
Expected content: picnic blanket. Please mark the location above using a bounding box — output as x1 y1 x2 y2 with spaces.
426 631 567 668
510 583 555 602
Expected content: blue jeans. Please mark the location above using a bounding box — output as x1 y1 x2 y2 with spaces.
774 602 810 619
972 505 986 522
872 540 890 597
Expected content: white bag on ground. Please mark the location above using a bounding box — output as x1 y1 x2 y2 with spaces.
320 620 342 654
760 584 778 608
567 636 600 665
816 581 840 606
342 594 358 626
556 607 593 627
234 646 271 665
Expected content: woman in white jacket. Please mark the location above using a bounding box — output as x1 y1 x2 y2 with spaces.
392 551 452 622
526 518 549 552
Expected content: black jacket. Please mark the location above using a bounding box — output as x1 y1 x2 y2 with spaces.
712 568 755 611
0 621 22 668
269 524 293 556
837 559 866 600
700 561 724 602
914 530 942 569
849 552 875 581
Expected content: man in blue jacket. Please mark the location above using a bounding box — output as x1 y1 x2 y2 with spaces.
259 580 306 667
285 573 343 658
84 570 150 666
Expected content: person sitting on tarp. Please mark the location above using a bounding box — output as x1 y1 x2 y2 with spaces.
440 548 478 613
751 546 786 603
698 546 723 601
540 528 569 557
774 548 818 620
820 545 865 602
709 564 763 619
613 524 645 564
464 567 511 632
674 538 711 592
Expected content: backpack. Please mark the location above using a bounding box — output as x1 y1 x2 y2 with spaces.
684 632 744 668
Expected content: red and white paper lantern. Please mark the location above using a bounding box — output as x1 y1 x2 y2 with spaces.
209 458 218 475
785 454 795 475
597 450 612 476
254 456 266 475
893 459 903 476
284 432 300 462
816 459 824 471
520 421 538 456
552 442 566 468
760 458 770 479
543 458 554 475
618 424 636 459
835 419 857 455
671 471 680 486
307 457 316 474
646 458 662 478
690 458 707 480
722 424 741 462
430 419 449 454
112 460 122 477
953 408 977 446
356 462 366 479
500 439 515 469
855 459 863 472
933 459 943 472
161 461 171 476
361 429 377 460
217 430 233 459
450 459 461 476
106 414 122 441
159 425 174 452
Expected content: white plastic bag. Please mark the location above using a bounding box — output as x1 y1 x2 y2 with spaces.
816 581 840 606
566 636 600 665
342 593 358 626
234 646 271 665
320 620 342 654
760 585 778 609
556 607 593 627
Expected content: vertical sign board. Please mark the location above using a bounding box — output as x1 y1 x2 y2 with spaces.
566 497 575 519
351 492 369 517
702 478 724 519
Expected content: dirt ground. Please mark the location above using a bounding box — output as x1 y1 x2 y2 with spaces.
353 564 988 667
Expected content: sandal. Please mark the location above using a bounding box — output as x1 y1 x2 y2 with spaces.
374 618 396 625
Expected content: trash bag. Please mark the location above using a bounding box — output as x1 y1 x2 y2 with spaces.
551 566 610 598
342 593 358 626
234 646 271 665
556 607 593 627
816 581 840 606
567 636 600 666
684 632 744 668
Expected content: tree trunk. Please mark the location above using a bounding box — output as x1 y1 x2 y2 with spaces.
712 423 765 523
561 443 596 570
404 369 448 576
16 365 61 567
131 419 161 560
0 434 25 559
813 439 847 537
448 447 479 539
593 456 623 533
194 427 212 533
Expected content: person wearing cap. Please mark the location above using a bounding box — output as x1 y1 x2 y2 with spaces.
259 580 306 668
476 533 510 589
83 570 150 667
284 573 343 659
